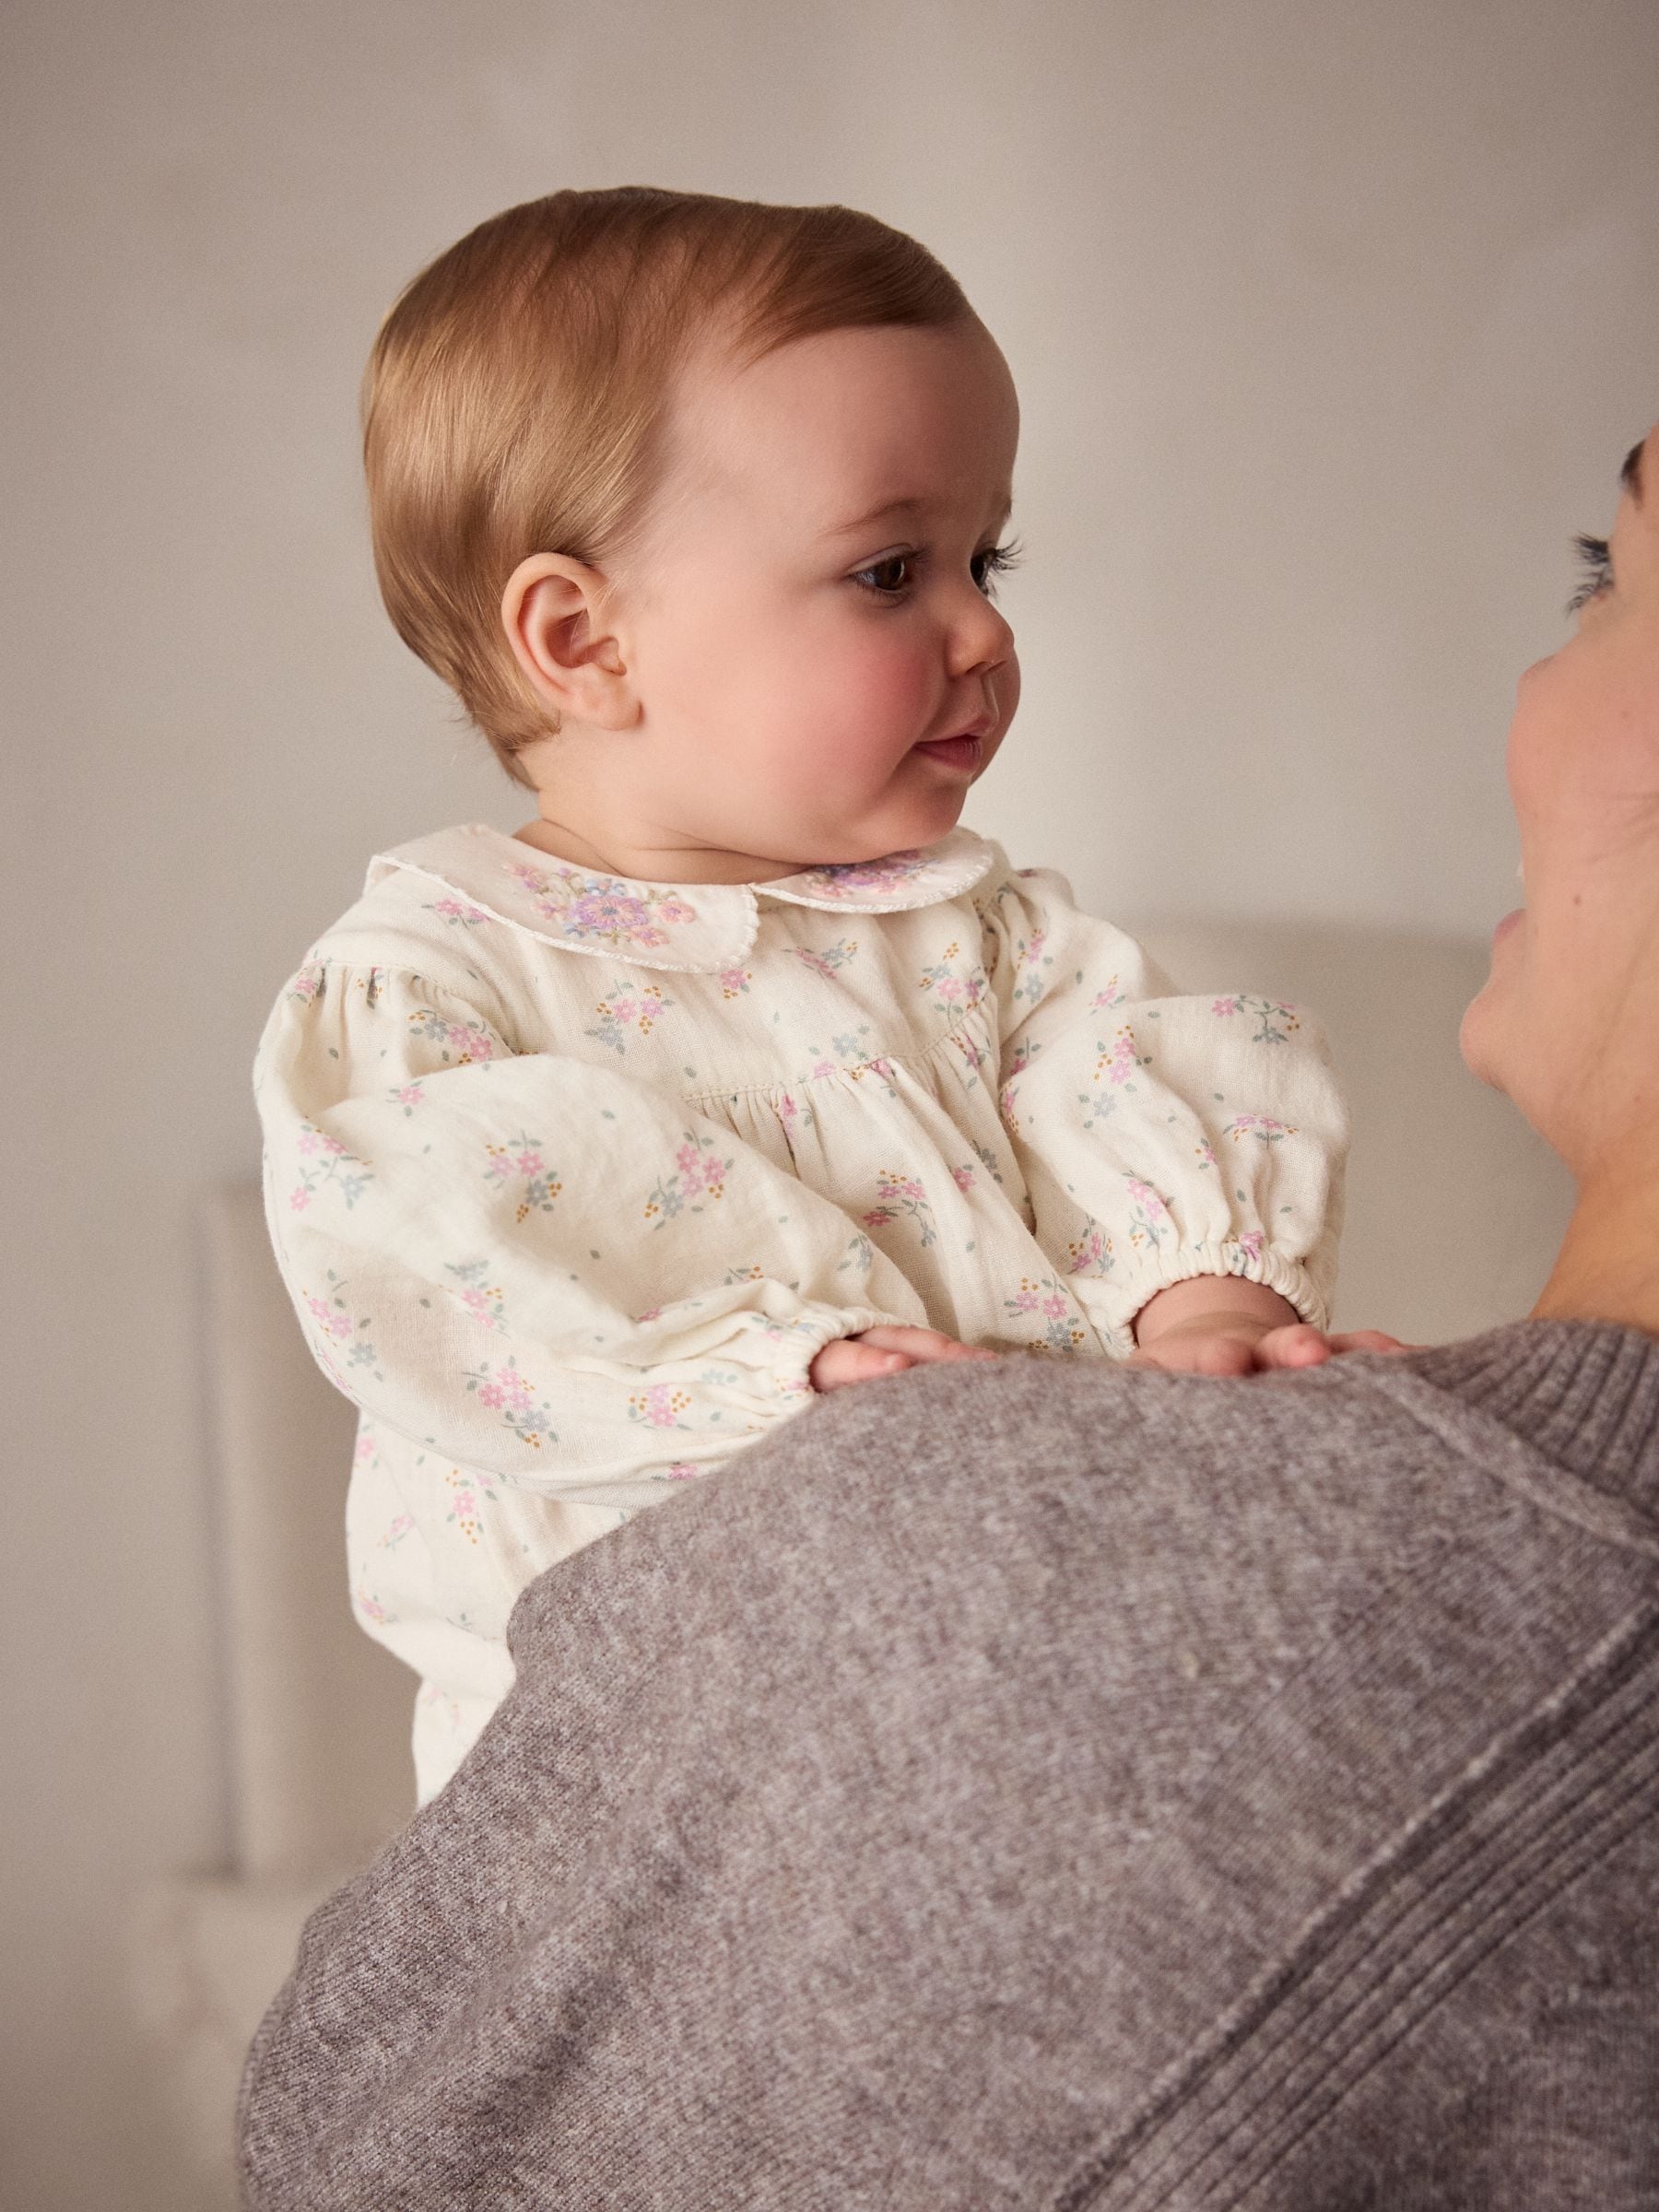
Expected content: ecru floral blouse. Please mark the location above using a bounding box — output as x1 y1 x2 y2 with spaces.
256 823 1347 1798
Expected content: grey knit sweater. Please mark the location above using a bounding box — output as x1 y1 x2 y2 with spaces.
239 1324 1659 2208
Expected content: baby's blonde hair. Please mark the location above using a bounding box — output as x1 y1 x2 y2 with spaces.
363 186 973 782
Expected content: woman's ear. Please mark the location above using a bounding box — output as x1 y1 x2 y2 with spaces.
501 555 640 731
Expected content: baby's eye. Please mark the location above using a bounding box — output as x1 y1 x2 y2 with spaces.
852 553 914 597
1566 533 1613 616
971 538 1024 598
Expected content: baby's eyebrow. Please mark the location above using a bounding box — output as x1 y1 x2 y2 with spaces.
820 496 928 540
820 492 1015 541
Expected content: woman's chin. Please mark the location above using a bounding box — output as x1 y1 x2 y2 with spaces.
1458 972 1509 1092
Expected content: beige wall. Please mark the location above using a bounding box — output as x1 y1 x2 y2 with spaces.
4 1 1656 2201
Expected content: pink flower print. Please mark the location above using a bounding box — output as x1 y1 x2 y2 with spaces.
628 1382 691 1430
1225 1113 1297 1146
1124 1176 1170 1221
1211 994 1302 1044
1098 1026 1142 1088
1066 1224 1113 1277
998 1040 1039 1136
1123 1175 1175 1253
635 1304 664 1324
444 1466 499 1543
861 1171 937 1247
586 979 672 1055
447 1259 507 1332
1009 930 1054 1008
307 1294 355 1345
1005 1275 1088 1353
570 889 660 941
794 937 859 981
407 1007 498 1065
354 1585 391 1627
428 896 488 926
792 851 924 900
665 1461 700 1481
951 1164 976 1192
917 939 987 1014
718 966 752 999
289 1124 369 1213
304 1275 382 1383
1090 977 1124 1012
465 1358 556 1448
393 1082 426 1115
509 862 700 947
1234 1229 1266 1265
643 1130 735 1227
484 1134 562 1221
1194 1138 1220 1173
354 1430 379 1467
288 960 325 1005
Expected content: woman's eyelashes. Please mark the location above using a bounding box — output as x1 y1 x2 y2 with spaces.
1567 534 1613 616
851 539 1023 602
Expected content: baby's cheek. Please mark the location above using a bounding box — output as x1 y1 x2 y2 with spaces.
838 644 938 747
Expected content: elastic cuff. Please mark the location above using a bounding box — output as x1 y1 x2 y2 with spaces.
1077 1242 1330 1359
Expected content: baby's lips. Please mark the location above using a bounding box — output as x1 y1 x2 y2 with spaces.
912 734 984 772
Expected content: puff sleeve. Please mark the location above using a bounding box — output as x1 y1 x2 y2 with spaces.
978 870 1347 1356
255 960 924 1506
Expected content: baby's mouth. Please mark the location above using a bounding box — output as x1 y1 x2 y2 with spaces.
912 734 985 773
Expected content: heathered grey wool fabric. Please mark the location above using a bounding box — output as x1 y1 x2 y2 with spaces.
239 1322 1659 2209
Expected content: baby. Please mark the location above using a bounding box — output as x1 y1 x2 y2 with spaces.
257 187 1388 1801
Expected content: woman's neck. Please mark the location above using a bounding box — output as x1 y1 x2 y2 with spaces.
1533 1164 1659 1340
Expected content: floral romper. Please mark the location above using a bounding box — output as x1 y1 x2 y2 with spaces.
256 822 1347 1798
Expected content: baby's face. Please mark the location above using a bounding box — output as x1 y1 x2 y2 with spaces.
597 317 1021 877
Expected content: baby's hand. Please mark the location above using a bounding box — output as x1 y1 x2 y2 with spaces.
810 1324 996 1393
1131 1277 1410 1378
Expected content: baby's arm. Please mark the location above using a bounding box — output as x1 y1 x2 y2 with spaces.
980 866 1365 1362
258 961 935 1496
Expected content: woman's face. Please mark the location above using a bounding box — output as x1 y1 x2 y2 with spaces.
1462 424 1659 1175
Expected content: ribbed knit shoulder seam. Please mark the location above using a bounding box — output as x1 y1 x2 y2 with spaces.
1054 1597 1659 2211
1350 1338 1659 1560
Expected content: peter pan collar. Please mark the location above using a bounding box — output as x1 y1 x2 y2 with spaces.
367 823 997 975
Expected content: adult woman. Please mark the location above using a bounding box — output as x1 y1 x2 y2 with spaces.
240 433 1659 2209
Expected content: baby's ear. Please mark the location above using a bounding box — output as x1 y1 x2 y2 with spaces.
501 555 638 731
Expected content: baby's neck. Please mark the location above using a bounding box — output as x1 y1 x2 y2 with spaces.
513 813 807 887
